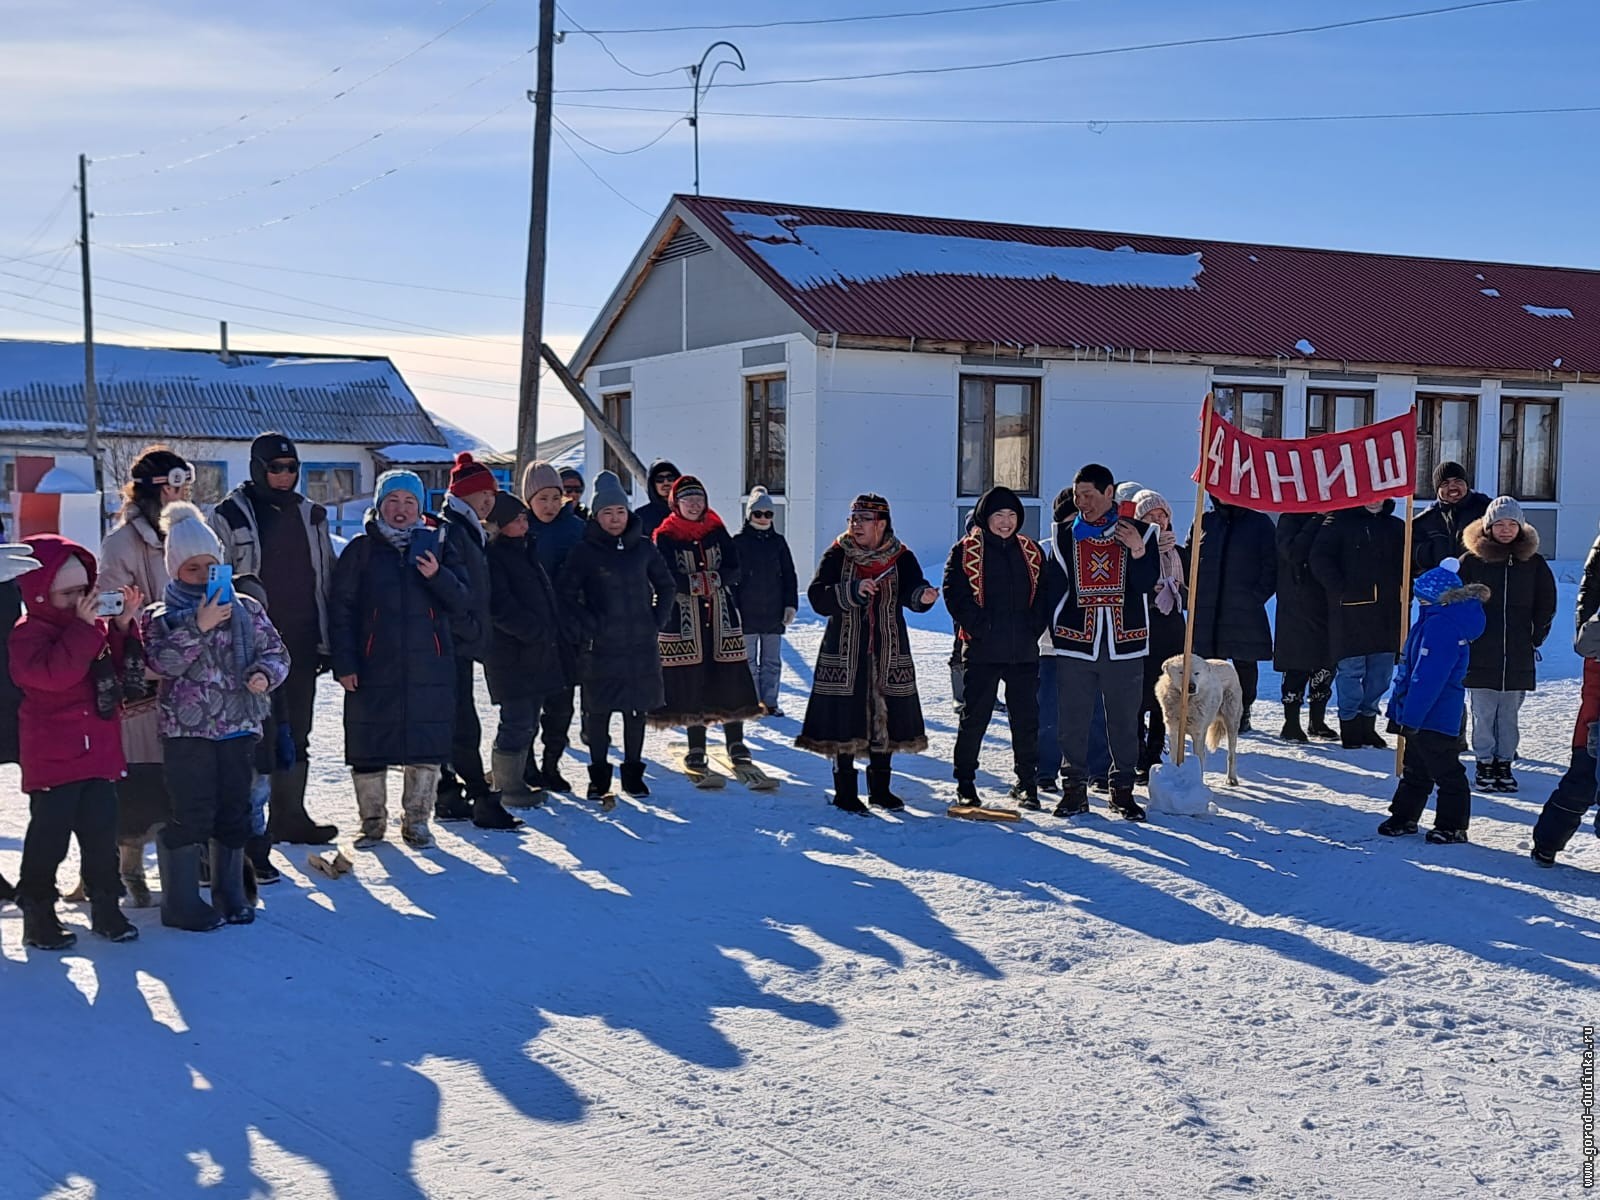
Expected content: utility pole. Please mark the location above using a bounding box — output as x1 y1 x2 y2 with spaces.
77 153 102 493
515 0 557 482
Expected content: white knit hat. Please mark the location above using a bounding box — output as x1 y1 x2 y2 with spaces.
161 501 224 577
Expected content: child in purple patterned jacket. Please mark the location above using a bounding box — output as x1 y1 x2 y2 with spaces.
142 503 290 932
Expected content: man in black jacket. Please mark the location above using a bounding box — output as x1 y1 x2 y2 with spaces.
1412 461 1490 575
732 487 798 716
633 459 681 541
1185 499 1276 732
944 486 1053 809
434 454 518 830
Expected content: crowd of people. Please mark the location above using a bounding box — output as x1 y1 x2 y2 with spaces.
0 435 1596 954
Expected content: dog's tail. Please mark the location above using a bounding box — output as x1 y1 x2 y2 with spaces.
1206 714 1228 753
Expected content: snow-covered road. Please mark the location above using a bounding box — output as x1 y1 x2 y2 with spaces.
3 581 1597 1199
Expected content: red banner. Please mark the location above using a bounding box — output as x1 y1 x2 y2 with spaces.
1197 403 1416 513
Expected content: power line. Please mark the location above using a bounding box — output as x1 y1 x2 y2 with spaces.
105 97 524 249
555 4 685 78
551 125 656 217
552 112 685 155
578 0 1077 35
556 98 1600 129
98 46 536 218
97 0 505 183
12 187 76 259
558 0 1537 94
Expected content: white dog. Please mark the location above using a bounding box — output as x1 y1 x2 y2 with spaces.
1155 655 1243 786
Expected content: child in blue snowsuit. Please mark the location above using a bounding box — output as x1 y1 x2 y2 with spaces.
1380 559 1488 843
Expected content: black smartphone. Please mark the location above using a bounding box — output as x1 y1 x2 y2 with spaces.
407 526 440 567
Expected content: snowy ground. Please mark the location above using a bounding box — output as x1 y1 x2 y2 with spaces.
4 577 1599 1199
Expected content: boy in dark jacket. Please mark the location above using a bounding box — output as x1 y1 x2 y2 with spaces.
485 493 566 813
943 486 1052 809
1412 462 1491 575
1379 560 1488 843
732 487 798 717
521 459 585 792
11 536 144 949
558 472 677 800
634 459 681 542
433 453 519 830
1458 497 1557 793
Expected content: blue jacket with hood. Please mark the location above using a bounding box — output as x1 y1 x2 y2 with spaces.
1386 579 1489 736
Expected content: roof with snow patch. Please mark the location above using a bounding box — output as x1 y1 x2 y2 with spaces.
648 196 1600 375
0 340 445 446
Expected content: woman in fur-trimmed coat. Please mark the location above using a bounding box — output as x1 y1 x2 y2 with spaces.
797 493 939 813
651 475 762 770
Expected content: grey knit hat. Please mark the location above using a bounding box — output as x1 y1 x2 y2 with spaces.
1484 495 1524 527
591 470 629 513
520 460 563 501
746 486 775 516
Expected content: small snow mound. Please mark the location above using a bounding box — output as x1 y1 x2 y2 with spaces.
1294 338 1316 356
1554 357 1564 368
1480 288 1500 297
1523 304 1574 319
1147 757 1214 816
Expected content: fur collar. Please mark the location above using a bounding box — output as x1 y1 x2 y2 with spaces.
1462 520 1540 564
1434 581 1492 606
655 508 726 544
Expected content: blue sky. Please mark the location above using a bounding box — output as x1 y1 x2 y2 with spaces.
2 0 1594 448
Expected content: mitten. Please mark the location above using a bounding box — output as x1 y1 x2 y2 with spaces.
782 607 796 627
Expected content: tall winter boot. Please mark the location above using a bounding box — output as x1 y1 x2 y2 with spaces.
244 834 280 886
1307 698 1338 739
158 842 224 932
538 750 572 793
832 766 868 814
1339 717 1364 750
1360 714 1388 749
433 769 473 822
209 841 255 925
1279 703 1308 743
269 761 338 845
400 765 439 847
352 770 389 849
866 755 905 810
20 897 77 950
619 761 650 798
119 840 154 907
90 891 138 942
587 763 614 803
492 747 544 809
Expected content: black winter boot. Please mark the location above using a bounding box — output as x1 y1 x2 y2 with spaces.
1340 718 1364 750
1496 760 1519 794
434 771 473 822
210 841 255 925
832 768 868 814
1009 781 1040 811
1474 759 1495 791
245 835 280 886
955 780 980 806
619 761 650 798
1053 781 1090 817
540 752 573 793
1108 786 1147 822
1362 715 1388 749
867 757 904 810
0 872 13 904
269 762 338 845
21 898 77 950
471 790 523 831
158 843 223 932
1377 815 1418 837
1037 776 1060 794
91 895 138 942
587 763 614 803
1279 703 1308 743
1307 699 1338 739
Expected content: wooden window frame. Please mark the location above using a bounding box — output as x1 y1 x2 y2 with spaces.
602 390 633 493
301 462 360 508
1212 384 1285 439
1305 389 1375 437
1499 395 1559 502
1414 393 1479 500
957 374 1041 498
744 374 787 496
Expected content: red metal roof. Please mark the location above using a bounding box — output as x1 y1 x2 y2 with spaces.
678 195 1600 375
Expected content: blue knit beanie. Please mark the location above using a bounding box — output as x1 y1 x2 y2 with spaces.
375 469 426 511
1414 557 1463 604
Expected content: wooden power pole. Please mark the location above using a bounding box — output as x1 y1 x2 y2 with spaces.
77 153 102 491
515 0 557 481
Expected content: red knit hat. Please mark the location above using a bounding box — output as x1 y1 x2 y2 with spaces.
448 452 498 498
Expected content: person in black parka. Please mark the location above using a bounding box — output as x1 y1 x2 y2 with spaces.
732 487 799 716
634 459 681 543
1412 461 1491 576
1184 499 1276 732
943 485 1052 808
1458 497 1557 792
329 471 469 849
557 472 677 799
484 493 569 814
1310 499 1407 750
521 459 586 793
1272 511 1338 742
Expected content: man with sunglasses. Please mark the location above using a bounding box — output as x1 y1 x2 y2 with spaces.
210 433 338 844
559 468 591 522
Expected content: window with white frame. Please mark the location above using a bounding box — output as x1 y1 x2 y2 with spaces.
302 463 360 508
958 375 1039 497
1415 393 1478 499
1499 396 1558 501
744 375 786 495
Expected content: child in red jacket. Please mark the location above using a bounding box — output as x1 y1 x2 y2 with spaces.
10 535 145 950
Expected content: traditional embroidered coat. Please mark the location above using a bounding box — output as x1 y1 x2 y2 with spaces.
1043 519 1160 661
651 516 761 727
941 527 1051 665
797 538 935 757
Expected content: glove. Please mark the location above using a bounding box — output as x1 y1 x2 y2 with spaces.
782 607 797 627
0 544 41 583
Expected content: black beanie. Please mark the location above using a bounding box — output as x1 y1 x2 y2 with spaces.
1432 460 1469 491
250 432 299 492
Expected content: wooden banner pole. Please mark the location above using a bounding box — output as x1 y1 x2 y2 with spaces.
1175 394 1213 766
1394 490 1417 777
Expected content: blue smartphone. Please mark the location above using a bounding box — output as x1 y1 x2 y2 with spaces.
206 563 235 604
406 526 439 567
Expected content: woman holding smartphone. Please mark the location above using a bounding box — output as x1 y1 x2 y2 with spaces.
328 471 469 850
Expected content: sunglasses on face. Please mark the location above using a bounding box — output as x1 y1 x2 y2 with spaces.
563 486 583 496
751 511 774 521
266 460 299 476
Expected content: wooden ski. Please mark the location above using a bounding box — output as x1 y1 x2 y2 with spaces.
946 804 1022 823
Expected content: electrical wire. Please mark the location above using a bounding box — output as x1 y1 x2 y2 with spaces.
12 187 77 259
98 46 536 218
97 0 505 183
558 0 1536 94
106 97 524 249
577 0 1077 35
551 126 657 217
555 4 686 78
551 113 685 155
555 98 1600 129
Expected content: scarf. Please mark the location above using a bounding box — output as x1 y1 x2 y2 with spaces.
444 492 487 545
1153 529 1184 616
164 577 255 686
373 514 416 552
1072 509 1119 543
837 531 904 579
655 508 726 544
